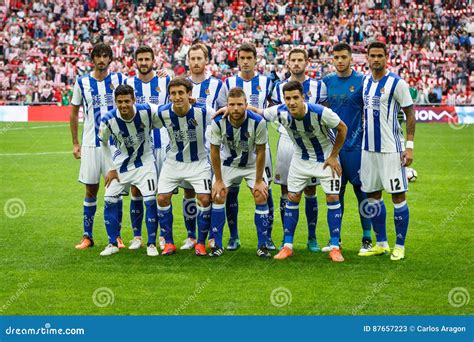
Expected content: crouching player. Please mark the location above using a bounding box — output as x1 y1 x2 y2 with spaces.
210 87 270 258
250 81 348 262
98 85 159 256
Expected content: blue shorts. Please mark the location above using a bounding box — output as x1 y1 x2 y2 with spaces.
340 149 362 186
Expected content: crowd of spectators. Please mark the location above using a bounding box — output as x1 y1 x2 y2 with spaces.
1 0 472 105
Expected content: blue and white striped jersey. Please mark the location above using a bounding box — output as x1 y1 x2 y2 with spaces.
188 76 223 110
154 103 215 163
210 110 267 168
217 74 272 109
72 72 124 147
271 76 327 105
99 103 158 173
263 103 340 163
362 71 413 153
125 74 170 150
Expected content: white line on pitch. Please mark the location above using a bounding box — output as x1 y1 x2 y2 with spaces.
2 124 69 131
0 151 70 156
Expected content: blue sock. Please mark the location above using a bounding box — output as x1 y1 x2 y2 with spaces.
283 201 299 245
117 197 123 234
369 199 387 243
144 198 158 245
255 204 269 248
279 194 288 227
394 201 409 246
83 197 97 239
354 185 372 239
183 198 197 239
305 195 318 240
104 198 120 245
130 196 143 237
158 204 173 244
226 186 240 239
197 205 211 245
339 185 346 217
211 203 226 248
327 201 342 246
266 188 274 239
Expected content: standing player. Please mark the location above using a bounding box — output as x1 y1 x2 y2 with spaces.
217 43 275 251
124 45 170 250
358 42 415 261
70 43 125 250
210 87 269 257
177 43 224 251
155 77 214 256
322 42 373 254
249 81 348 262
98 85 159 256
272 48 327 252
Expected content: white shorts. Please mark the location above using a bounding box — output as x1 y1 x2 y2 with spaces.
158 159 212 194
105 163 158 199
264 144 273 183
360 150 408 194
153 146 167 178
78 146 112 185
274 135 318 187
214 165 268 189
287 157 340 195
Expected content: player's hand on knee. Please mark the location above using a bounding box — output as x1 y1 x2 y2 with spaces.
212 180 226 202
323 156 342 178
104 169 119 188
401 149 413 167
253 180 268 202
73 144 81 159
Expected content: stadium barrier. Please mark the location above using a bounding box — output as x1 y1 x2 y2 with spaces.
0 105 473 124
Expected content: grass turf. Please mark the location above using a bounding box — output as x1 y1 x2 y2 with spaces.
0 122 472 315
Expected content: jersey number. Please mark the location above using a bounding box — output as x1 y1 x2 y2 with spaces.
390 178 401 192
330 179 340 192
203 179 212 191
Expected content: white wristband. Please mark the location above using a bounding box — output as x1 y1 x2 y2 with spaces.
406 141 414 149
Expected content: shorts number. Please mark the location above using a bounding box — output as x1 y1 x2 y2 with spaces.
390 178 401 192
147 179 155 192
311 177 317 184
265 167 272 178
330 179 340 192
203 179 212 191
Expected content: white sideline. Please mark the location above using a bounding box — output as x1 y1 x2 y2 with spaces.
0 151 70 156
2 124 69 131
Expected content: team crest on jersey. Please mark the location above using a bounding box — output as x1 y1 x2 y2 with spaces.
140 123 145 129
349 86 355 92
256 86 262 92
188 118 198 127
245 131 250 139
109 83 115 90
205 88 210 95
307 91 312 97
156 86 161 92
380 87 385 94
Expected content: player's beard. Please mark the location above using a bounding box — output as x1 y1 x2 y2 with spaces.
139 66 153 76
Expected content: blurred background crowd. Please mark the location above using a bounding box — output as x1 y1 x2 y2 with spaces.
1 0 472 105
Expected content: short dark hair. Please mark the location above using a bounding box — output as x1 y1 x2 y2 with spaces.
238 43 257 58
367 41 387 55
134 45 154 60
187 43 209 59
282 80 304 96
333 42 352 54
114 84 135 99
288 48 308 60
227 87 247 101
168 77 193 93
91 43 113 59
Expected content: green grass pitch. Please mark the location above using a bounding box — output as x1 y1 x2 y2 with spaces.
0 122 472 315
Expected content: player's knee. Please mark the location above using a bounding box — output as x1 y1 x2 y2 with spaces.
253 191 266 205
85 184 99 198
184 188 196 199
131 185 142 197
392 192 406 204
367 191 382 200
157 194 171 207
287 192 301 203
303 185 316 196
326 194 339 203
197 195 211 208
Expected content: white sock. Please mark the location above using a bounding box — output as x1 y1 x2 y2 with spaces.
376 241 389 248
283 243 293 250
